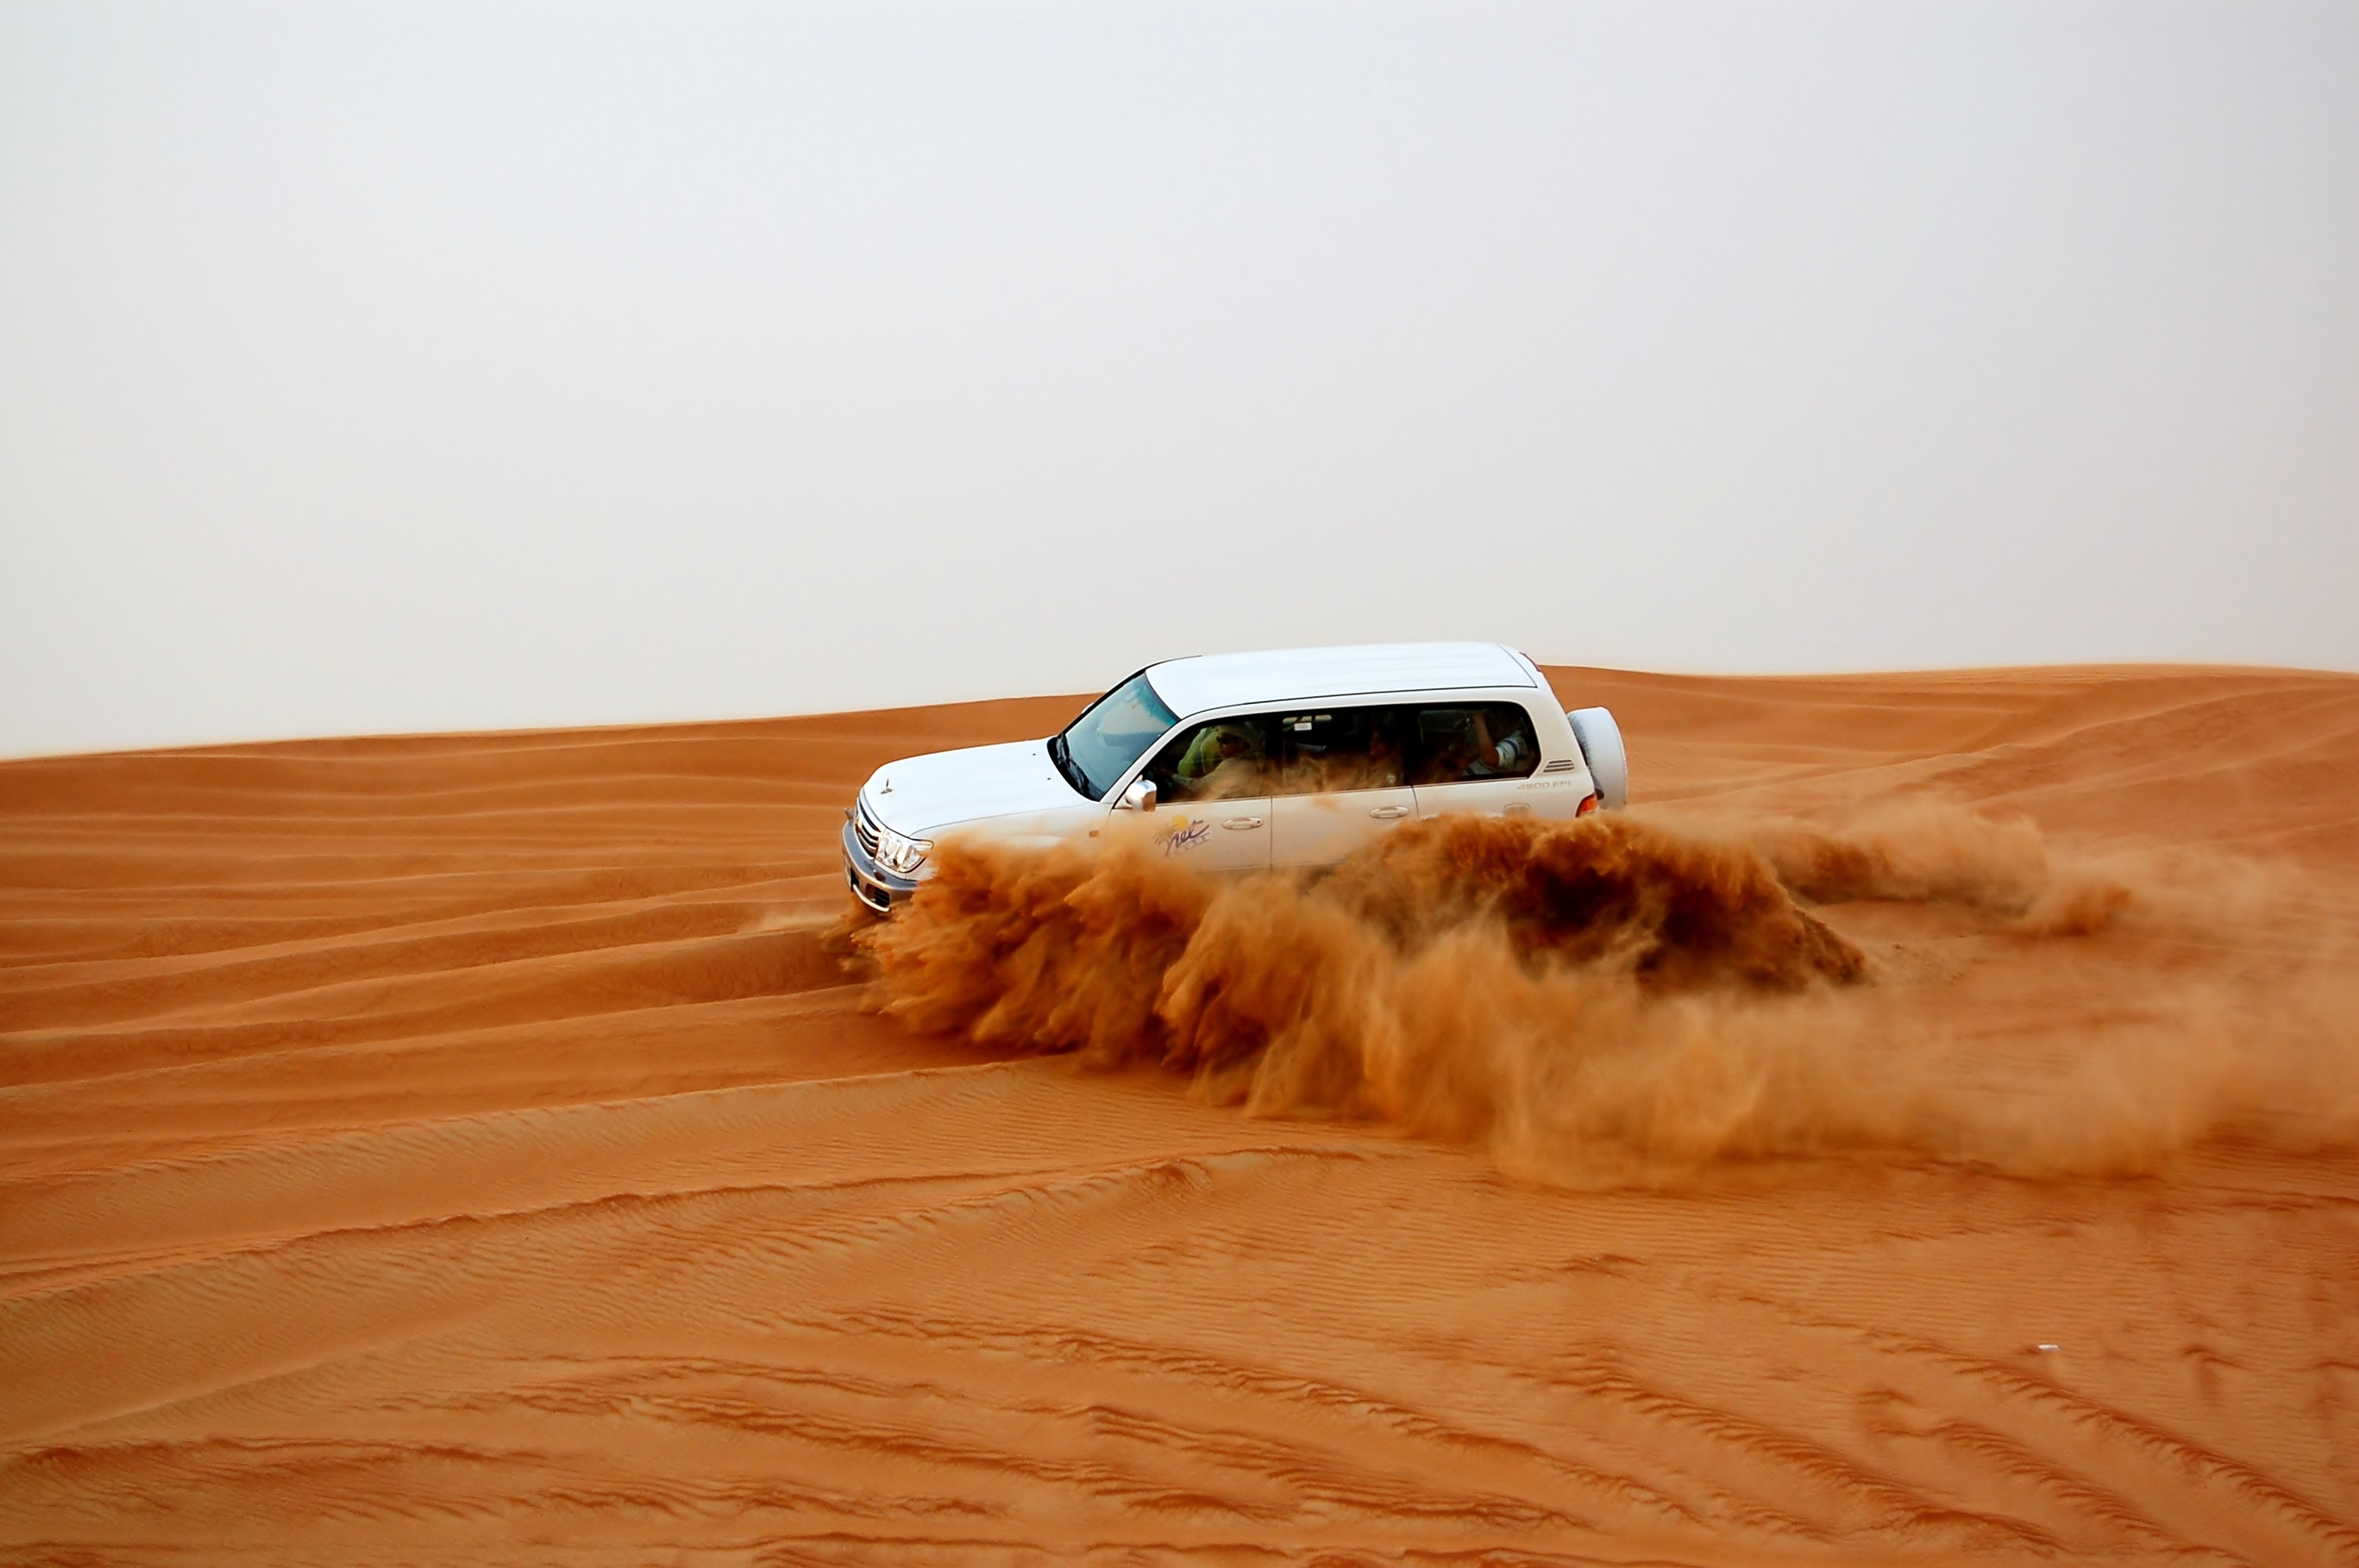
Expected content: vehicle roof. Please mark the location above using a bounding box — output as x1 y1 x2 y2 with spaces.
1143 641 1537 719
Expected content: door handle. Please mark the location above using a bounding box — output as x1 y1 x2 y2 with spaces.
1369 805 1411 819
1221 816 1265 830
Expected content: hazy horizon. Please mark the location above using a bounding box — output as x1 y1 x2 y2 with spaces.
5 0 2355 759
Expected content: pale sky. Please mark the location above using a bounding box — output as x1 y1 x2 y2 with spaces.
2 0 2354 758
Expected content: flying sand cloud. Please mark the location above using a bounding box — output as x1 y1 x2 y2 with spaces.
863 805 2358 1185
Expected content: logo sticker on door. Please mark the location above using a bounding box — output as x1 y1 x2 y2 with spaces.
1156 814 1212 855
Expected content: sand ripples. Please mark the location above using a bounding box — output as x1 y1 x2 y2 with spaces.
3 672 2357 1563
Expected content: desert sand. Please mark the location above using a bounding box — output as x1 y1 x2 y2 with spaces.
2 665 2356 1565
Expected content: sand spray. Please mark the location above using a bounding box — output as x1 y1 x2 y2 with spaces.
858 807 2359 1183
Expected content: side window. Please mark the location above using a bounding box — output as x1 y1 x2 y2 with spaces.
1412 703 1542 785
1142 715 1279 804
1273 706 1410 797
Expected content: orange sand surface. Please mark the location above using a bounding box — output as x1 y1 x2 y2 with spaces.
3 666 2357 1565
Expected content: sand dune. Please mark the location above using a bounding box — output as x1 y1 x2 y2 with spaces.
3 666 2356 1564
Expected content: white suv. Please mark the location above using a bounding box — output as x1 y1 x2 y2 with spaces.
844 642 1628 913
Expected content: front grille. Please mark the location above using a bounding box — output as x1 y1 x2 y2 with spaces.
848 865 891 913
854 797 882 858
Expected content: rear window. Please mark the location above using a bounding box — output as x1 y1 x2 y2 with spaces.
1412 704 1540 784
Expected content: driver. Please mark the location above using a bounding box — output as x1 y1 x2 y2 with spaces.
1176 724 1266 799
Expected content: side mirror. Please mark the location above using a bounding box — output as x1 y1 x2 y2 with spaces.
1120 779 1158 812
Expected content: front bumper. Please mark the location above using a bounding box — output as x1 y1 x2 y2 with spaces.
842 818 922 914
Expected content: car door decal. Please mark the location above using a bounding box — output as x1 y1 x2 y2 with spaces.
1156 814 1214 855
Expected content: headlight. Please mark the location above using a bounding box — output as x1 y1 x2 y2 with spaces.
876 827 932 876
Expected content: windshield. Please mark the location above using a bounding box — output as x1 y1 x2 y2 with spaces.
1054 670 1180 799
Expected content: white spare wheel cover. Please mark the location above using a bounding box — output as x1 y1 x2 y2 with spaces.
1566 706 1628 810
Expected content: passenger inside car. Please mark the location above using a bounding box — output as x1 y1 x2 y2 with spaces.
1415 705 1540 783
1275 707 1409 795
